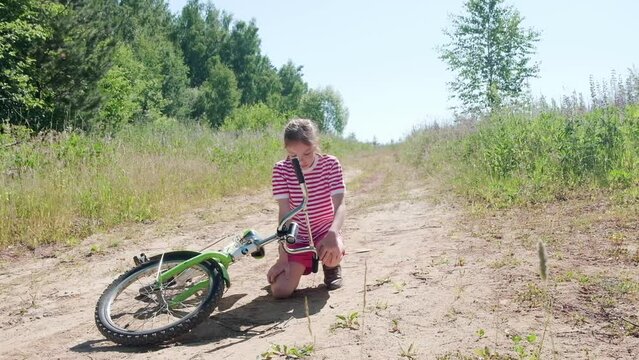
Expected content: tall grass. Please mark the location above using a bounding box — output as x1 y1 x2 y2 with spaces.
403 104 639 207
0 119 369 248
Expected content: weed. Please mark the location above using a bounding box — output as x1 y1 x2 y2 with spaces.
455 257 466 267
89 244 103 255
609 232 625 246
17 275 41 315
608 247 630 260
431 256 450 266
474 347 508 359
390 319 401 333
570 312 588 327
304 296 314 341
515 282 549 309
537 242 547 281
259 343 314 359
555 270 591 284
374 301 388 311
330 311 360 331
489 252 521 269
445 307 462 321
399 343 418 359
392 281 407 294
435 351 479 360
512 333 539 359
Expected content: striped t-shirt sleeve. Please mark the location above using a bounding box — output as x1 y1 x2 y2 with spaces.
272 163 289 199
329 158 346 195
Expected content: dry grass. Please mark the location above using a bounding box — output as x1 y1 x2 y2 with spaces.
0 123 372 249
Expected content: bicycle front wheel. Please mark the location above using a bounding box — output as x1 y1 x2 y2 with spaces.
95 252 224 346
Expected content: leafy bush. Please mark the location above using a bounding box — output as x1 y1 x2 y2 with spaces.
404 105 639 207
222 103 286 131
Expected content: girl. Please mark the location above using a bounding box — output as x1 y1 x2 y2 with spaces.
267 119 346 299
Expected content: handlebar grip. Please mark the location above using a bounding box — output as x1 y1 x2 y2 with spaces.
290 157 305 184
285 222 299 244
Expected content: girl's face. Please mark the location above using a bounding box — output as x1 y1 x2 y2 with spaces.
286 141 316 169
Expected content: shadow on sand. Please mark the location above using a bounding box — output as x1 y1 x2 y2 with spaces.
70 285 329 354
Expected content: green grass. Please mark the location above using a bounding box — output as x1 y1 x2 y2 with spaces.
0 120 370 248
402 104 639 208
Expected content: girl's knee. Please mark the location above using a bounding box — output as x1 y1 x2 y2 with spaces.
271 282 294 299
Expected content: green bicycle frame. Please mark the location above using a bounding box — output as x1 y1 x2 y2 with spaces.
156 251 232 307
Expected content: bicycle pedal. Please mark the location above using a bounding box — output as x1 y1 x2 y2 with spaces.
133 253 149 266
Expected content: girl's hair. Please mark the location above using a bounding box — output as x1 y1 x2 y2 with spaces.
283 118 321 151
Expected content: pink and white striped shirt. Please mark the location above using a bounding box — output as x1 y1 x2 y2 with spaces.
272 154 345 244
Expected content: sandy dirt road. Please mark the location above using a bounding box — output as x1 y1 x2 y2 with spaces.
1 165 637 359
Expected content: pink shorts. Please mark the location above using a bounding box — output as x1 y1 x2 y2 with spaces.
288 236 344 275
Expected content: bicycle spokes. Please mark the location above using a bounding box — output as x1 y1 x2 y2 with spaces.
106 261 212 333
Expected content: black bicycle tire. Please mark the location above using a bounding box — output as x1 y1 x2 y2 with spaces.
94 253 224 346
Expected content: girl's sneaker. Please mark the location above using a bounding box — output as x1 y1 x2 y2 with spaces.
323 264 343 290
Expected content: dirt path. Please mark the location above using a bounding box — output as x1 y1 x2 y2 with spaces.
1 162 637 359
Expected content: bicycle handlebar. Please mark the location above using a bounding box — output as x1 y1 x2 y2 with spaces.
290 156 305 184
276 156 308 234
228 156 316 263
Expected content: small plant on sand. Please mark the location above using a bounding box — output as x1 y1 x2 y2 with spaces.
393 280 407 293
259 343 314 359
375 300 388 311
399 342 418 359
89 244 103 255
473 333 538 360
515 282 548 308
489 252 521 269
330 311 360 331
390 318 401 333
512 333 539 359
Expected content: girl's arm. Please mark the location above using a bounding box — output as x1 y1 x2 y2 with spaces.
329 193 346 235
276 198 290 262
318 194 346 264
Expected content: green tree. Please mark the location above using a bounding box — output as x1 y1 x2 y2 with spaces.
46 0 130 129
0 0 63 126
196 60 240 127
439 0 540 115
278 61 308 114
221 20 282 105
133 31 189 119
96 45 146 132
298 87 348 134
174 0 231 87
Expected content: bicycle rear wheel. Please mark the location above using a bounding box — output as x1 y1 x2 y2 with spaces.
95 252 224 346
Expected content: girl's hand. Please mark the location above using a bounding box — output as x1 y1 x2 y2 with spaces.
267 259 290 284
318 230 344 266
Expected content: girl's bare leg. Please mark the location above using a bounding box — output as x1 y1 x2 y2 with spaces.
270 261 307 299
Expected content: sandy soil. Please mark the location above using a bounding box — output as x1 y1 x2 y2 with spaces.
1 166 638 360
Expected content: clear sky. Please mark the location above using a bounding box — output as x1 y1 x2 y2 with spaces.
167 0 638 143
